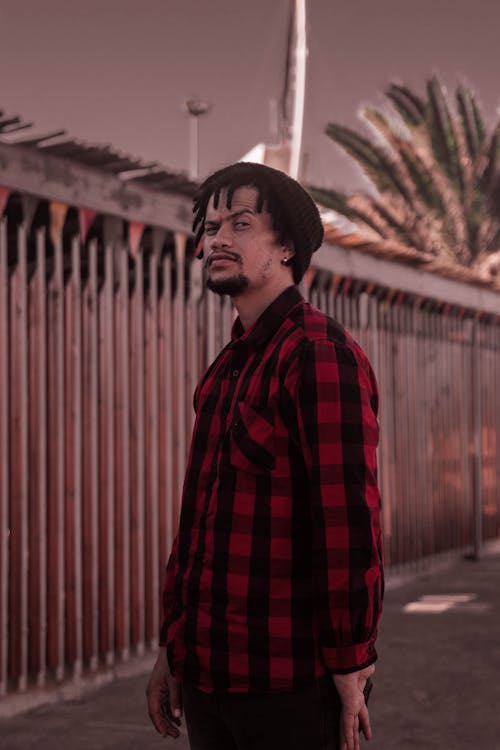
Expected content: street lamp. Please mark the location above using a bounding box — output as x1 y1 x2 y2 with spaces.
185 97 211 180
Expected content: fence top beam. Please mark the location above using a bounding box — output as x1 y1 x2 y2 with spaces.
0 141 193 234
314 242 500 316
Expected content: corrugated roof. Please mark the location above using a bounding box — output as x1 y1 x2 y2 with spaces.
0 106 197 197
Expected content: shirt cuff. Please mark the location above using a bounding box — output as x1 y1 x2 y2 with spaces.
322 641 378 674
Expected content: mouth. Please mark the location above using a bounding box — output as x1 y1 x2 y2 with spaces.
207 253 240 268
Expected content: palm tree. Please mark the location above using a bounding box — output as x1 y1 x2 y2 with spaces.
310 77 500 279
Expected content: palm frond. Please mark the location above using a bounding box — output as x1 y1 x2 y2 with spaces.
456 84 485 160
366 196 422 247
425 77 463 193
471 95 487 147
325 122 412 202
309 187 385 236
385 83 426 128
363 107 447 213
488 173 500 221
476 124 500 193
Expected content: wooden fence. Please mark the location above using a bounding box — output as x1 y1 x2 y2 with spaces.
0 158 499 704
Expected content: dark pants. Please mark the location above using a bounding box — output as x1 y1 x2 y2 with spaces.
182 676 343 750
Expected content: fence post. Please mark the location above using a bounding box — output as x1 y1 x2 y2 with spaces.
471 318 482 560
0 217 7 697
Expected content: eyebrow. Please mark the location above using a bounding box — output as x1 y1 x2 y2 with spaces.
204 209 256 226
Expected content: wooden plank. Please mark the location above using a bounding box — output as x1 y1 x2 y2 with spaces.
458 316 470 549
436 313 448 555
70 235 83 677
81 238 100 671
206 291 216 366
187 258 203 437
221 295 233 354
64 234 77 677
130 247 146 655
8 224 29 691
174 233 186 531
46 223 65 682
471 319 482 555
395 304 410 566
493 325 500 540
98 237 116 667
0 218 9 696
145 242 160 648
114 240 131 661
377 300 394 564
414 305 429 560
27 227 48 688
408 304 423 564
461 318 473 551
36 227 48 686
159 252 174 561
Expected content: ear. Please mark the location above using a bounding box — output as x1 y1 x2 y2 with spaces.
281 243 295 259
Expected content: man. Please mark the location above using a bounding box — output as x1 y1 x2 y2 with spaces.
147 162 383 750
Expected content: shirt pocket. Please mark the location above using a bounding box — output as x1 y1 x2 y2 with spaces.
229 402 276 474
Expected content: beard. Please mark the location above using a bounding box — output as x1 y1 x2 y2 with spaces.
206 273 249 297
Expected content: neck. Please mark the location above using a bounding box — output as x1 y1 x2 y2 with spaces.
233 278 294 329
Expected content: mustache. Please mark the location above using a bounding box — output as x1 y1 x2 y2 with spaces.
205 251 242 268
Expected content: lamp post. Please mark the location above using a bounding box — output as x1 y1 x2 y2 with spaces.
185 97 211 180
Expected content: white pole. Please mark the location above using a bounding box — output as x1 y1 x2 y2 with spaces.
185 98 211 181
289 0 307 180
189 115 198 180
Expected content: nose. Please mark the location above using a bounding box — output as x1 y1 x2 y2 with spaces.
209 224 233 249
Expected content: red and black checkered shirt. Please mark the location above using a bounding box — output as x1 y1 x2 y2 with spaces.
160 285 383 692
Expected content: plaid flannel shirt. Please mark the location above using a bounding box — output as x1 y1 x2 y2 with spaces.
160 285 383 692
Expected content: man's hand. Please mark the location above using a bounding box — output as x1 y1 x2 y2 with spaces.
146 647 183 739
333 664 376 750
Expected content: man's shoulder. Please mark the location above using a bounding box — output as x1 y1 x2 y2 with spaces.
286 299 360 352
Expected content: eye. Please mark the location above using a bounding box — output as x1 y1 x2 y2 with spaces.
204 225 218 236
234 220 249 230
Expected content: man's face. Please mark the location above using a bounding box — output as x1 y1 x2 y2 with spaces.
202 186 287 297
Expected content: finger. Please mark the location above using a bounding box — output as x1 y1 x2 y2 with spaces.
169 679 183 719
341 709 357 750
149 706 181 738
359 702 372 740
147 686 180 737
162 701 182 727
353 715 361 750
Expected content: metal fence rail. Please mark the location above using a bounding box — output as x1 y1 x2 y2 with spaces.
0 183 499 703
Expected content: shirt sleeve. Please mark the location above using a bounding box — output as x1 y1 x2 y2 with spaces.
159 534 180 646
296 339 384 674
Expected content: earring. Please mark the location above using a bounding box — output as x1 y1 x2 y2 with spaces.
281 257 291 266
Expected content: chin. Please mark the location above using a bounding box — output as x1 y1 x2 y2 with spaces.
206 273 249 297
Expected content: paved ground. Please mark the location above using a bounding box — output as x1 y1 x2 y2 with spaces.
1 551 500 749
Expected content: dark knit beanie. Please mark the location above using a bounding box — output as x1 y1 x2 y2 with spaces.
192 162 324 283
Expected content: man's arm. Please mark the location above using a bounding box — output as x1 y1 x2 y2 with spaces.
146 535 183 738
296 339 383 747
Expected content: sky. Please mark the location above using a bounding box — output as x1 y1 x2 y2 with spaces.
0 0 499 193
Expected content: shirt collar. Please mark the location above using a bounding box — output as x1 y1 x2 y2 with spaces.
230 285 303 351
